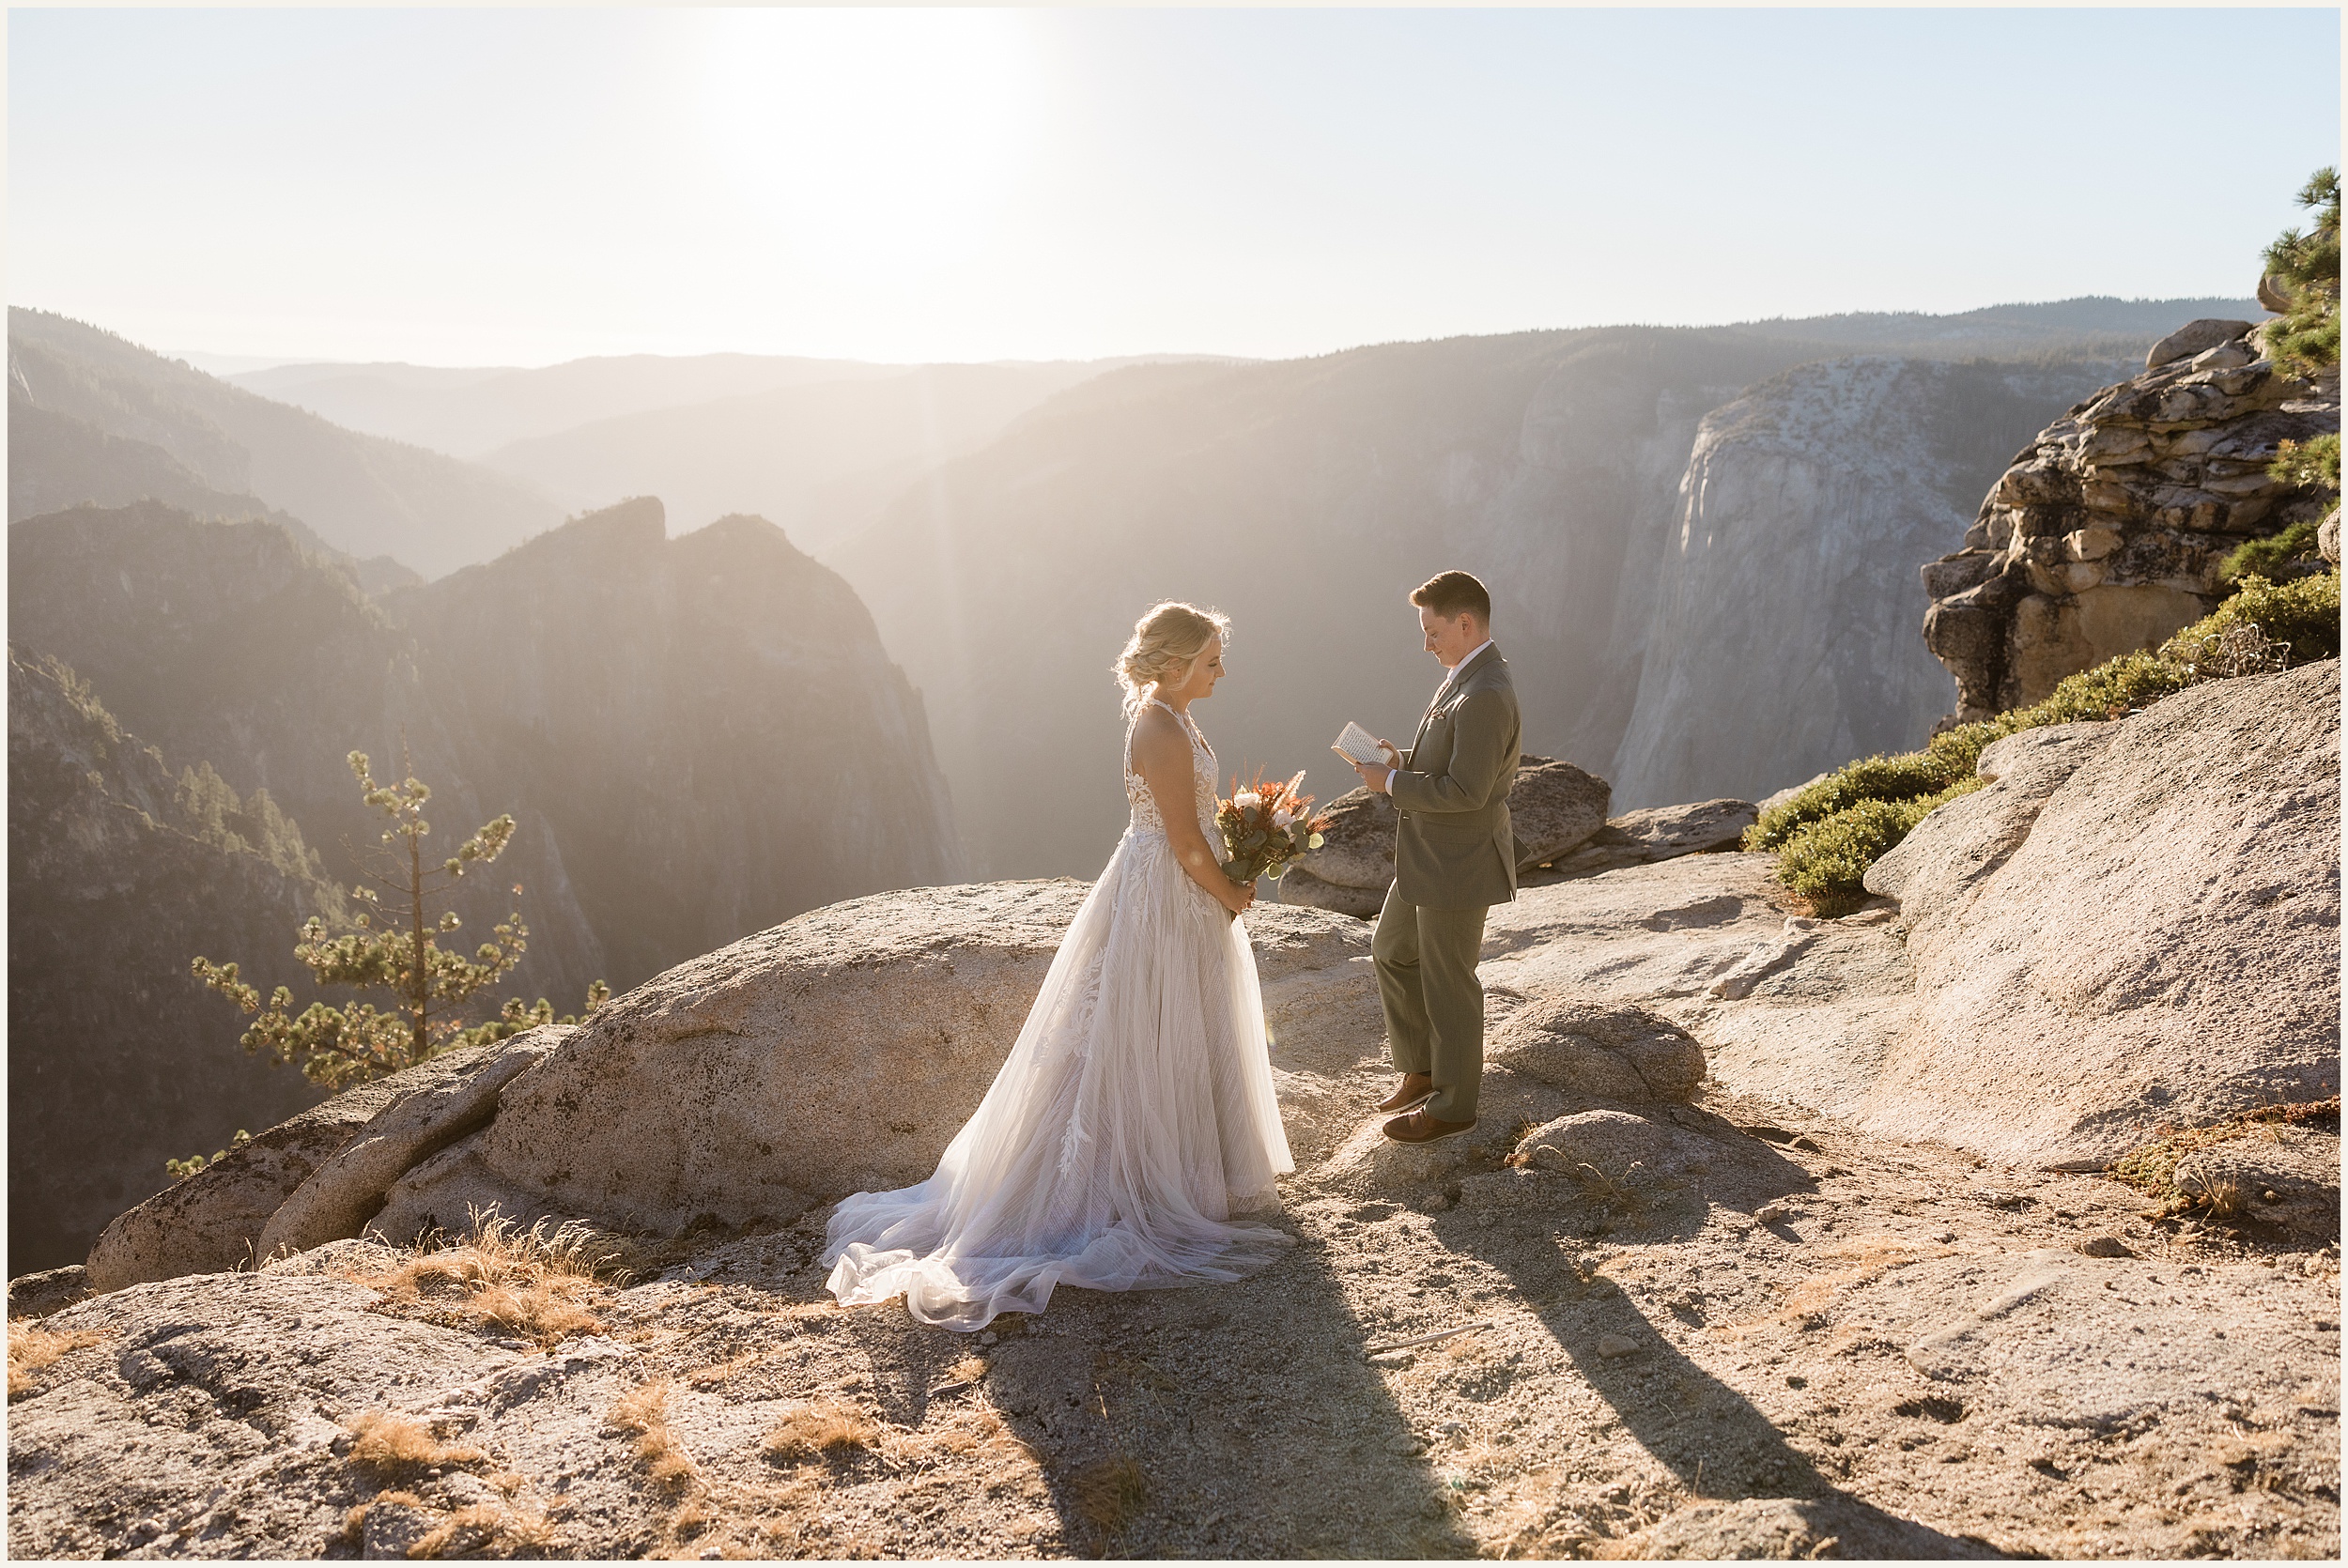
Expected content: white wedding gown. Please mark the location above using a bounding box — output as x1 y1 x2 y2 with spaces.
824 698 1295 1330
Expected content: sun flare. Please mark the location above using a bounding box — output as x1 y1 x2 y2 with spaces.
694 8 1043 273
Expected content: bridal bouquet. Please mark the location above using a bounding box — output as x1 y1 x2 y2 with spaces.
1215 770 1330 884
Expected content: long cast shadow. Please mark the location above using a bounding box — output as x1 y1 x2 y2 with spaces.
965 1238 1482 1559
1420 1145 2003 1559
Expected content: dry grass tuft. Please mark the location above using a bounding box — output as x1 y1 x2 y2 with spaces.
409 1500 558 1559
346 1208 626 1349
610 1379 700 1494
763 1398 883 1465
946 1352 988 1384
1072 1454 1150 1532
7 1321 110 1399
343 1409 488 1479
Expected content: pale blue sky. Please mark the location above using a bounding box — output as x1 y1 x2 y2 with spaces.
9 7 2340 366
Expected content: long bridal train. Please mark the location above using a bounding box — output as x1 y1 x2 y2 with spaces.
823 699 1294 1330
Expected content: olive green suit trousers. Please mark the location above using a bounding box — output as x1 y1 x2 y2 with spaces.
1371 644 1521 1125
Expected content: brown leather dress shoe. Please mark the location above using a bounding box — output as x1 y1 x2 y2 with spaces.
1383 1109 1477 1145
1376 1072 1436 1114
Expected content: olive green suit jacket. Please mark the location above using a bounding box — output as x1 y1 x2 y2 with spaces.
1389 644 1522 912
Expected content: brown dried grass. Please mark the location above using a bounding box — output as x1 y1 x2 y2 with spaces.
345 1209 624 1350
763 1398 882 1464
2109 1096 2341 1214
7 1321 110 1398
1072 1454 1149 1532
409 1499 558 1559
610 1379 700 1495
343 1409 489 1479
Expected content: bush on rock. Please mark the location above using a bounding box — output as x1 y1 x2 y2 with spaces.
1750 571 2340 910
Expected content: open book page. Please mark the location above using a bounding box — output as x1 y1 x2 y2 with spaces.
1332 721 1388 767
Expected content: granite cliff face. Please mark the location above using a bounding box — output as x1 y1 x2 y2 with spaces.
387 498 965 985
829 326 2163 875
7 499 963 1271
1920 321 2340 722
826 306 2258 876
1606 356 2134 805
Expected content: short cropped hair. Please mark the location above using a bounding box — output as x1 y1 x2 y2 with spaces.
1410 570 1491 625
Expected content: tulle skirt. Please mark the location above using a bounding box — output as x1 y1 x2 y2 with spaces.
824 826 1296 1331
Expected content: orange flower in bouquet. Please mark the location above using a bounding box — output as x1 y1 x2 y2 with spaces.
1214 770 1331 884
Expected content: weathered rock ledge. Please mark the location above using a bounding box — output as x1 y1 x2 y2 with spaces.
1921 321 2339 722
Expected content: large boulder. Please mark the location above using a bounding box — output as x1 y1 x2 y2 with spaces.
2146 318 2257 371
1541 798 1757 879
255 1028 570 1260
473 883 1379 1235
1487 998 1707 1102
1507 756 1614 866
1919 329 2339 724
1273 864 1387 919
1861 661 2340 1165
82 1081 405 1294
82 1038 550 1292
1283 756 1611 910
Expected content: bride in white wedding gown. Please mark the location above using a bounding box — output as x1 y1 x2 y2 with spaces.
825 602 1295 1331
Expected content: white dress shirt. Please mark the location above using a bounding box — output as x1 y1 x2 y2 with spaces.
1386 639 1494 789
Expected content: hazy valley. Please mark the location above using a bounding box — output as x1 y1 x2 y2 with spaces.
0 295 2275 1262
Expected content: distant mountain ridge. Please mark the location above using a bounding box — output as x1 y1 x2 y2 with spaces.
8 646 350 1272
228 352 907 457
8 309 561 578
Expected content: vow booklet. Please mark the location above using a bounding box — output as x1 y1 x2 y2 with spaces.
1332 721 1388 767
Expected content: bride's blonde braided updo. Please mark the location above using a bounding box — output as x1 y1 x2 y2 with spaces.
1115 601 1230 713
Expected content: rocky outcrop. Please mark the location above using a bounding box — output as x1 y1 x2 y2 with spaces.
82 1077 409 1294
1537 798 1756 879
64 883 1386 1278
92 665 2323 1275
255 1031 569 1260
1861 660 2339 1163
1920 325 2340 722
1280 756 1610 918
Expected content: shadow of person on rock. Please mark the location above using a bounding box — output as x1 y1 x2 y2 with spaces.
968 1238 1483 1559
1419 1181 2000 1559
724 1211 1480 1558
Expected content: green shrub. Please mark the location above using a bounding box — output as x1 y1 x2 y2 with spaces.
1773 777 1987 915
2219 517 2326 586
2267 433 2340 497
1746 748 1968 850
2165 571 2341 666
2262 167 2340 384
1749 573 2338 906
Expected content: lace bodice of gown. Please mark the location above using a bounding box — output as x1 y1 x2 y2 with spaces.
1124 698 1218 839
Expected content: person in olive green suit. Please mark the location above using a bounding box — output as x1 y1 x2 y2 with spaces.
1347 570 1520 1143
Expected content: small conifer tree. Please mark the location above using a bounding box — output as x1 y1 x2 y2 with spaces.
2263 166 2340 382
193 749 607 1090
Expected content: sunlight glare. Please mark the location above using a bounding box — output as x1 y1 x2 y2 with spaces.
695 8 1042 277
